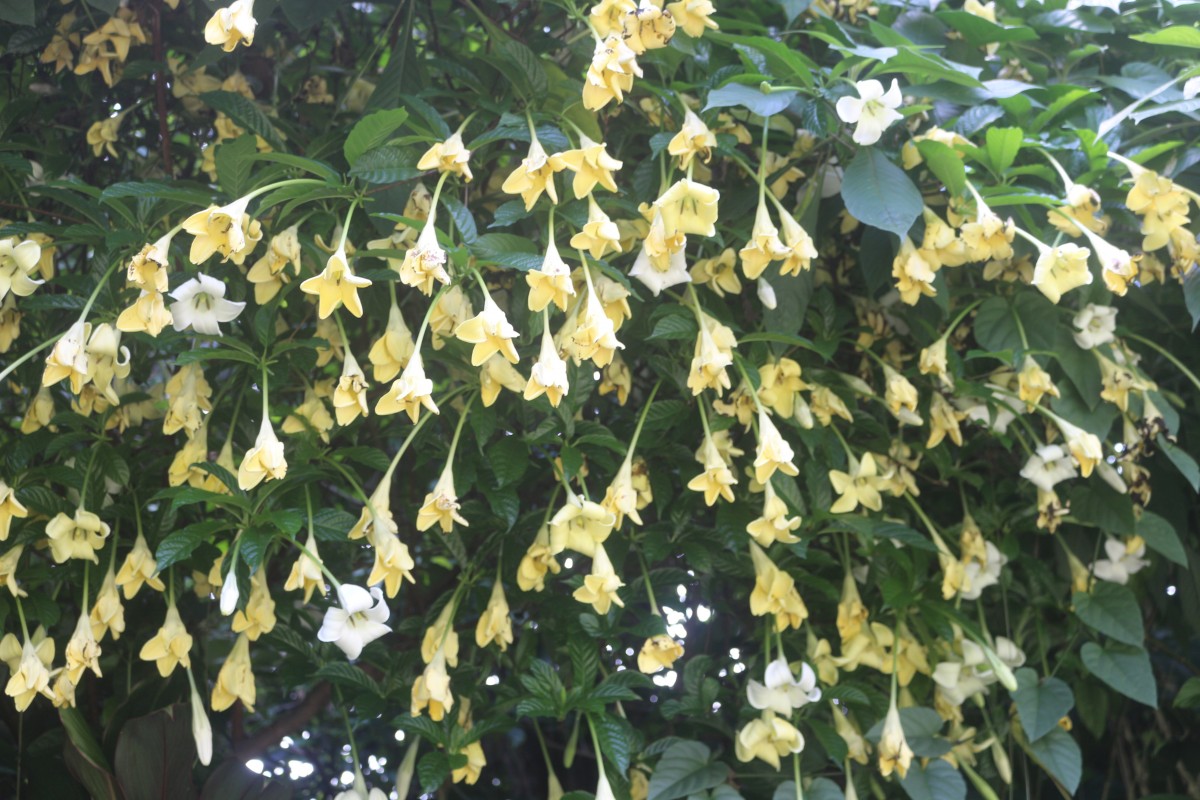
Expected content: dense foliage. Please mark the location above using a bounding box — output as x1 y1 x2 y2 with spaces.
1 0 1199 798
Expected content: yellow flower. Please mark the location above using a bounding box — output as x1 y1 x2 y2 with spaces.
411 642 454 720
204 0 257 52
590 0 637 35
1048 183 1108 239
919 336 951 389
582 34 643 111
878 696 914 778
570 267 624 367
573 542 626 615
920 208 968 268
475 582 514 651
883 364 922 426
246 224 302 304
828 453 885 514
502 134 563 211
687 433 738 506
375 353 439 422
655 178 720 238
638 633 684 674
777 211 818 277
1055 416 1103 478
735 712 805 770
367 527 417 598
621 0 677 53
551 135 622 198
115 532 165 598
0 545 26 598
84 323 131 404
40 12 79 74
479 354 526 407
42 320 90 393
90 567 125 641
960 207 1014 262
599 353 632 405
232 569 277 641
211 633 256 712
831 703 870 764
525 317 570 407
64 613 102 685
601 457 643 528
300 245 371 319
892 237 937 305
416 464 468 534
836 572 868 643
691 248 742 297
687 314 736 396
417 132 473 181
746 482 802 547
367 301 415 383
526 234 576 313
926 392 964 448
667 0 719 36
45 506 110 564
351 475 398 542
237 417 287 490
748 541 808 631
4 638 53 712
739 201 791 280
1017 356 1059 410
139 602 193 678
455 294 520 366
570 195 623 260
182 197 262 265
333 351 370 425
284 533 327 603
281 388 335 442
86 115 123 158
116 289 174 337
420 603 459 667
399 219 451 295
0 480 29 542
1125 168 1191 252
0 295 21 353
668 109 716 169
1030 242 1092 304
517 525 561 592
753 410 799 484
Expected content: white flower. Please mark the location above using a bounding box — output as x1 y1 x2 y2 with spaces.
757 278 777 309
594 772 617 800
189 678 213 766
1018 444 1077 492
318 584 392 660
960 541 1007 600
629 242 690 296
1091 538 1149 585
219 573 239 616
835 79 904 146
746 657 822 716
169 274 246 335
1072 304 1117 350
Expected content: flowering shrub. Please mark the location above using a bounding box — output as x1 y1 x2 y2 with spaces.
1 1 1199 798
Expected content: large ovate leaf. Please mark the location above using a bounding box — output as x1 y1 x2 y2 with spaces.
841 147 923 239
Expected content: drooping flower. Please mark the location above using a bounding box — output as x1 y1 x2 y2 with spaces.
4 638 53 712
621 0 677 53
416 463 468 534
284 532 327 603
1091 536 1150 585
572 543 626 615
375 353 438 422
748 541 808 631
211 633 256 711
687 314 736 395
168 274 246 335
455 294 520 366
552 135 622 198
399 220 451 295
247 224 302 303
115 532 165 598
878 695 914 778
835 79 903 146
668 109 717 169
63 612 102 684
746 482 802 547
753 410 799 484
45 506 110 564
666 0 719 37
1072 304 1117 350
502 134 563 211
368 301 415 382
687 433 737 506
42 320 90 393
777 211 818 277
474 582 514 651
735 712 805 770
747 658 822 716
317 584 392 661
238 417 288 490
526 234 576 312
90 567 125 641
570 268 624 367
570 195 623 260
205 0 257 52
417 133 473 181
828 453 885 514
637 634 684 674
300 245 372 319
182 197 262 265
1017 356 1058 410
740 202 791 280
525 317 570 407
231 568 277 641
0 480 29 543
139 602 193 677
333 350 370 425
582 34 643 111
0 237 44 301
1031 243 1092 304
1019 444 1077 492
517 525 561 592
411 641 454 720
655 178 720 238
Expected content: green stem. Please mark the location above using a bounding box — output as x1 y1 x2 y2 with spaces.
627 379 663 454
14 595 30 641
1124 332 1200 394
793 752 804 800
336 198 360 252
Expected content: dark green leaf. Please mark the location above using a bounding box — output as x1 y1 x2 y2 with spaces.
344 108 410 166
1012 668 1075 742
1073 582 1144 646
841 148 923 238
1081 642 1157 707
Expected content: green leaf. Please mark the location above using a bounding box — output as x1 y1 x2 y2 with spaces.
1137 511 1187 566
1184 269 1200 332
646 740 728 800
470 233 542 271
1012 668 1075 742
344 108 411 166
0 0 34 25
311 508 357 542
776 778 842 800
1067 483 1135 534
1073 582 1144 646
156 521 230 572
1081 641 1157 707
935 10 1037 46
915 140 966 196
1028 727 1082 795
441 192 479 245
900 759 966 800
984 127 1023 174
1157 435 1200 492
101 181 215 206
348 146 421 184
314 662 384 696
649 314 699 341
114 705 198 800
418 751 453 795
489 438 530 487
1174 676 1200 709
1130 26 1200 48
199 91 286 151
215 135 258 200
841 147 923 239
593 713 638 774
704 83 798 117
